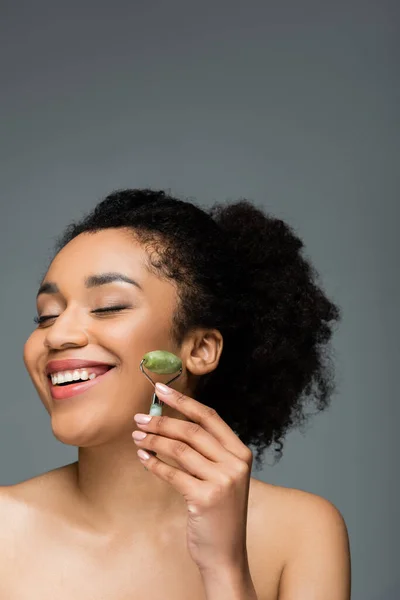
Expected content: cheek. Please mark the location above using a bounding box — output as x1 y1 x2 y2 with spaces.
23 332 40 374
23 335 50 404
102 316 157 347
100 317 172 365
100 321 138 350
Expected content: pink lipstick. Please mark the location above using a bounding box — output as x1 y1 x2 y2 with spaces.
46 360 115 401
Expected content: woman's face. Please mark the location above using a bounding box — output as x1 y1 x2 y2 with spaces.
23 228 185 447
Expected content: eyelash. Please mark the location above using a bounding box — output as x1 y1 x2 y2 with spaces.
33 305 129 325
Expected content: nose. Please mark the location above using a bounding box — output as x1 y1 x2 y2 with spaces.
44 309 89 350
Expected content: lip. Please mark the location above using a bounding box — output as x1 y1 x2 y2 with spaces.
46 359 115 376
49 366 115 401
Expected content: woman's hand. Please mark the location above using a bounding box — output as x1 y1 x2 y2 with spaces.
132 382 254 575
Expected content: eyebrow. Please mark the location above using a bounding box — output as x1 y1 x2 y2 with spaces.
36 272 143 298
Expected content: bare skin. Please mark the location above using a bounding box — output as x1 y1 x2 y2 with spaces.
1 228 351 599
0 469 289 599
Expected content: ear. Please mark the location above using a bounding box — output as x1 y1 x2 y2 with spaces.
183 328 223 376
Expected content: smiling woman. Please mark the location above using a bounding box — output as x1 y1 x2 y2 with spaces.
0 189 350 600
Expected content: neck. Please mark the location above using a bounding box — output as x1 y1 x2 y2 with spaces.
70 430 187 537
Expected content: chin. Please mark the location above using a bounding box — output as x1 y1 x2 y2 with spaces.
51 425 108 448
50 412 132 448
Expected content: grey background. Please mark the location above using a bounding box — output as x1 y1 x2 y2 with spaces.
1 1 398 598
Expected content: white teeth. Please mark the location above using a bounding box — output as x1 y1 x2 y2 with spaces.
50 368 98 385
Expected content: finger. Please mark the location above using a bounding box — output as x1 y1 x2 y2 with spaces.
133 432 219 481
136 448 209 496
134 414 233 464
154 383 252 463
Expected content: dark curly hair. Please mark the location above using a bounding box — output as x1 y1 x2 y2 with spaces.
52 188 341 470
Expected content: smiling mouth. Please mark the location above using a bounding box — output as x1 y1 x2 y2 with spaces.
48 365 114 386
48 366 116 400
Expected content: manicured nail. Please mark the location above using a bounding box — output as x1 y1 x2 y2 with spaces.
134 414 152 424
155 382 173 394
137 449 151 460
132 431 147 440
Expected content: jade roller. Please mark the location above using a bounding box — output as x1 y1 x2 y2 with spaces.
139 350 183 416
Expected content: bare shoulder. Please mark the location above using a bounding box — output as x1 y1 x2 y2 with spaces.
0 482 32 523
0 483 31 577
0 465 77 574
249 477 351 599
0 463 77 531
250 476 349 554
1 462 76 505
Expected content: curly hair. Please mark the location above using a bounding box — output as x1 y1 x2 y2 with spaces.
53 189 342 470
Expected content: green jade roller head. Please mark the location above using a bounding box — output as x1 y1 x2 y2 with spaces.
139 350 183 416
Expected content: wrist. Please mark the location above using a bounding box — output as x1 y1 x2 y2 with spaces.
199 561 258 600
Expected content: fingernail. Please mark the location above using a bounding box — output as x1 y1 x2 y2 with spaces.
134 414 152 424
137 449 151 460
132 430 147 440
155 382 173 394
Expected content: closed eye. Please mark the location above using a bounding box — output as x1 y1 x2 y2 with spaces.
91 305 130 315
33 314 57 325
33 305 130 325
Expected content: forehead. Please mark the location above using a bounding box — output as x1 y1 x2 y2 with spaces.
40 228 179 324
41 229 179 308
47 229 151 277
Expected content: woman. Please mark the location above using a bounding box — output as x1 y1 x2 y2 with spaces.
0 189 351 599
